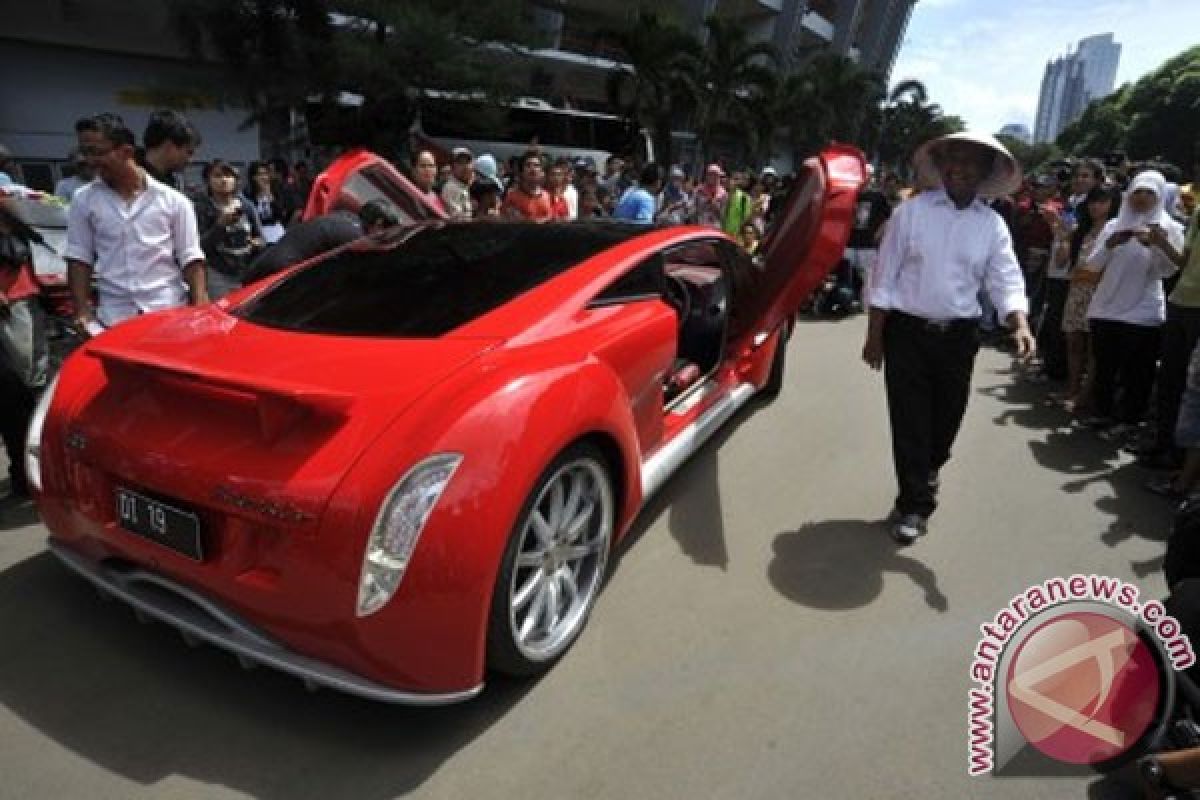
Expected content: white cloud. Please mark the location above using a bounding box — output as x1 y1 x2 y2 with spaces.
889 0 1200 136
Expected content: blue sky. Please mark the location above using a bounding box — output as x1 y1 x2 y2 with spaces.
889 0 1200 134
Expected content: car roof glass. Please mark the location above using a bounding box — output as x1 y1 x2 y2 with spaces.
235 221 652 337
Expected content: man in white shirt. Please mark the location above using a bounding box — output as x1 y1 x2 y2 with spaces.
440 147 474 220
863 132 1035 544
66 113 207 336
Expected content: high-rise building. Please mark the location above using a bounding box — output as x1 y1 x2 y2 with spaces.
1033 33 1121 143
998 123 1032 144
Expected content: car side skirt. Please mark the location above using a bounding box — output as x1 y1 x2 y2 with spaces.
48 541 484 706
640 382 757 500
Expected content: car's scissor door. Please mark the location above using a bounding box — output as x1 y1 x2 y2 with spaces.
302 149 447 223
728 144 866 349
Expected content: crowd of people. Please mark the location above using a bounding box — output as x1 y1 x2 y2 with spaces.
407 143 788 255
2 105 1199 529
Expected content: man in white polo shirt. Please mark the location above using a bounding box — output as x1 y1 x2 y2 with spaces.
66 113 207 336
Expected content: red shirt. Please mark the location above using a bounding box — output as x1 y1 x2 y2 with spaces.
549 191 569 220
502 188 554 222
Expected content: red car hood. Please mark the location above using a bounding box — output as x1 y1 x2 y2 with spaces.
62 306 497 524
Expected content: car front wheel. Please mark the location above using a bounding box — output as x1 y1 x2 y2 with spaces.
486 442 615 677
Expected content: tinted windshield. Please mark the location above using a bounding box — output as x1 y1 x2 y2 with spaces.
235 222 648 337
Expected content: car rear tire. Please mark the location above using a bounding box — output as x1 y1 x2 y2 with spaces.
486 442 615 677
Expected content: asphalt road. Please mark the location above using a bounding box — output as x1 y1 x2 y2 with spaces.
0 314 1178 799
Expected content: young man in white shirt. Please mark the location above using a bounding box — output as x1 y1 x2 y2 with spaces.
66 113 207 336
440 147 474 220
863 132 1035 544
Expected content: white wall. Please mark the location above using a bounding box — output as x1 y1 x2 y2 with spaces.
0 39 259 165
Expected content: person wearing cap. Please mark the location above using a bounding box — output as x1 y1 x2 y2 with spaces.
66 113 208 336
863 132 1034 544
690 164 728 229
193 159 265 300
474 153 503 193
659 165 690 225
441 147 474 220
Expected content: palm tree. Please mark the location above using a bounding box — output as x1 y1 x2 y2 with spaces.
887 79 928 108
876 78 964 177
605 10 700 169
781 52 884 163
690 15 778 167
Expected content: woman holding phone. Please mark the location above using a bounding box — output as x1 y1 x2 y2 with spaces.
1081 171 1185 435
193 160 264 300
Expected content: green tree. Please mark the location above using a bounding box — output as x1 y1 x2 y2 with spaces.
690 15 778 166
783 52 884 162
605 9 700 169
1057 45 1200 167
995 134 1060 172
875 79 964 178
1056 86 1130 157
171 0 540 155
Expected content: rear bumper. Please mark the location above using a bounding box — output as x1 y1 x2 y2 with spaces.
49 539 484 706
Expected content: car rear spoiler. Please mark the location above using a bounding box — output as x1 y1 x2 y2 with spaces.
87 344 355 440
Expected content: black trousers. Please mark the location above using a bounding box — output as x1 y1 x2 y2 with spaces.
1154 304 1200 452
0 358 34 492
1089 319 1161 424
1038 278 1070 380
883 312 980 518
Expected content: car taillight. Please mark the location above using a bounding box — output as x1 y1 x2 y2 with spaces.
356 453 463 617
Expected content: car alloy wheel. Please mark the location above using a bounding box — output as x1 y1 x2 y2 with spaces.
488 443 614 675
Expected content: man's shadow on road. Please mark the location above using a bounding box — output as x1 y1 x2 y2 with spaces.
767 519 948 612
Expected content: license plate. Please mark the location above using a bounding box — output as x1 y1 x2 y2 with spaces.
115 488 204 560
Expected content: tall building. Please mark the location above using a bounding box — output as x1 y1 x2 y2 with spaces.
1033 33 1121 143
998 123 1032 144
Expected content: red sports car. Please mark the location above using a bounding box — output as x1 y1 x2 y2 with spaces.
28 145 865 704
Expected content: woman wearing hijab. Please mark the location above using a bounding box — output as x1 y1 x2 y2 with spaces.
1082 170 1186 434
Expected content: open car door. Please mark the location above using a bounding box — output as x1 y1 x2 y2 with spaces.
729 143 866 349
302 149 448 224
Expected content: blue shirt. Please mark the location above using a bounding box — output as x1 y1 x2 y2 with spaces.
614 187 656 224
